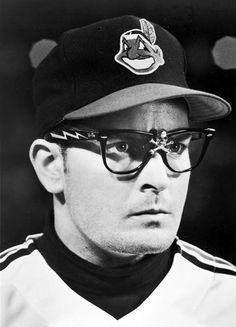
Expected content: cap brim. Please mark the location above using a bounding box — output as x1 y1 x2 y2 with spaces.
64 83 231 122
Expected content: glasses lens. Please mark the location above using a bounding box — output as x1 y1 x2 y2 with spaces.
104 132 151 173
166 131 206 172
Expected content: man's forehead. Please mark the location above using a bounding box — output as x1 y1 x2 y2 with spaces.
62 98 189 132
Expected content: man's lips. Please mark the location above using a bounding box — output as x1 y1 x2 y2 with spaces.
127 209 170 217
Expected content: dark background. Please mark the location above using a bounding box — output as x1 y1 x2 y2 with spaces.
1 0 236 263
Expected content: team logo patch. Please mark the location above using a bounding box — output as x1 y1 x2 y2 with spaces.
114 19 165 75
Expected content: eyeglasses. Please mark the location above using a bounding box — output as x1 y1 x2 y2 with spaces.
45 128 215 174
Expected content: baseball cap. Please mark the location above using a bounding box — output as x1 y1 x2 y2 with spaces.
33 15 231 137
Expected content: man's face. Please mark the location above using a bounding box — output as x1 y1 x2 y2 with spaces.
60 99 190 258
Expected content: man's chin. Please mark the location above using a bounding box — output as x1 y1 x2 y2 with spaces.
134 219 180 254
107 232 176 256
128 241 172 255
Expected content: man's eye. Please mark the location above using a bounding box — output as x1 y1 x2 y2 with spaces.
168 142 187 155
106 140 147 160
107 142 130 154
106 134 151 161
114 142 129 153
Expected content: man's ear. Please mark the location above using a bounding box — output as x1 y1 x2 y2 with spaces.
29 139 65 194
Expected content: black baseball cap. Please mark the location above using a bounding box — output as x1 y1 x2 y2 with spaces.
33 15 231 137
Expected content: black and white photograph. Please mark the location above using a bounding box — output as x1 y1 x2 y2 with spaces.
1 1 236 326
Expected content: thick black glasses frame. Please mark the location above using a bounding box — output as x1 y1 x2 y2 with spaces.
45 128 215 174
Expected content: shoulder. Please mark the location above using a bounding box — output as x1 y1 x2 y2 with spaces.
170 239 236 325
0 234 49 327
176 238 236 276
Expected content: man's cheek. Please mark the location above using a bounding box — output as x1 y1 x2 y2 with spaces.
173 177 190 208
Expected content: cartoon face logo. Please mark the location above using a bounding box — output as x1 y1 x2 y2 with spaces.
114 19 165 75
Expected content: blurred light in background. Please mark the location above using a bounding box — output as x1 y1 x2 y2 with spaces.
212 36 236 70
29 39 57 68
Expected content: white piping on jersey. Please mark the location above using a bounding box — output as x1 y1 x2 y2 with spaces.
178 239 236 273
25 233 43 241
0 237 36 263
0 240 33 263
0 233 42 259
180 240 236 270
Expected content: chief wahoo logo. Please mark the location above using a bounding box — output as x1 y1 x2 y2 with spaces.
114 19 165 75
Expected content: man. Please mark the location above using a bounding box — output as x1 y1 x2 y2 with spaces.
1 15 235 327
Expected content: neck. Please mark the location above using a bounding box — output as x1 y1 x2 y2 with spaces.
53 196 145 268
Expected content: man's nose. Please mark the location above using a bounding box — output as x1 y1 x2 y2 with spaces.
138 152 170 194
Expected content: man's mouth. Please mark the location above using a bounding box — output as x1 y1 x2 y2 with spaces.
128 209 169 217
